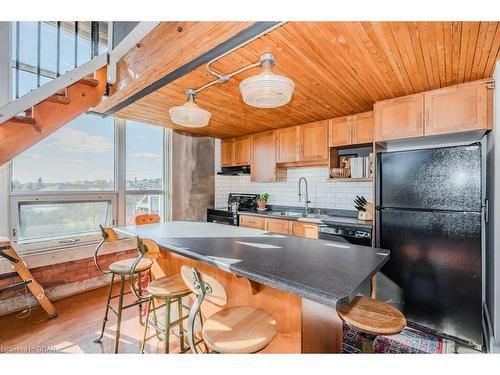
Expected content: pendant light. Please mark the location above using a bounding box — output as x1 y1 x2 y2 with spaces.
169 89 211 128
239 53 295 108
169 52 295 128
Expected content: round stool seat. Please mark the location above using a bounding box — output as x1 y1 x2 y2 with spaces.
202 306 277 354
337 296 406 336
147 274 191 298
109 257 153 275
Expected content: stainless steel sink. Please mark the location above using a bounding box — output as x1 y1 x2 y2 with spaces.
271 211 303 217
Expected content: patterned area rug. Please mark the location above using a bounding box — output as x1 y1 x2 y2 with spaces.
343 323 456 354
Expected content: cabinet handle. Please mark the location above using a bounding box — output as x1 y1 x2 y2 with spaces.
351 123 355 143
425 108 429 126
418 111 422 128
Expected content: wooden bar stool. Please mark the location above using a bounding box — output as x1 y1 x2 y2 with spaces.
129 238 192 354
135 213 160 225
181 266 278 354
337 296 406 353
93 227 154 353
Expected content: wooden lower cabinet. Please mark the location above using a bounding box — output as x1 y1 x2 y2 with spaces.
241 216 319 239
291 222 318 239
239 215 265 229
265 218 291 235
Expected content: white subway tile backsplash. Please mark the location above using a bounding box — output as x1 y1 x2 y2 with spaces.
214 139 373 210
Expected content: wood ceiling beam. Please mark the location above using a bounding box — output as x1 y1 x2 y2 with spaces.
93 21 282 116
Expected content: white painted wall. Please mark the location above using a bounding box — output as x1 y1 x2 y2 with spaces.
214 139 372 210
0 22 10 238
485 61 500 353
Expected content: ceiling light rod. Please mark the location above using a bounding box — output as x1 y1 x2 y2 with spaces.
205 22 285 82
190 53 276 95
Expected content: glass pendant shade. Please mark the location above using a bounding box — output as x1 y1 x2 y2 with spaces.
169 96 211 128
239 67 295 108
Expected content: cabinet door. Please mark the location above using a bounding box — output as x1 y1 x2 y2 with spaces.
239 215 264 229
298 120 328 161
374 94 424 141
265 218 290 234
234 136 252 165
352 111 373 144
276 127 298 163
424 81 490 136
291 222 318 239
252 131 276 182
221 139 234 166
329 116 352 147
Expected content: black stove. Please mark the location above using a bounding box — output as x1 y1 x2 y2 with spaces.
207 193 260 226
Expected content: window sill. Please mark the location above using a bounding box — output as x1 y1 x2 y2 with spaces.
0 238 137 276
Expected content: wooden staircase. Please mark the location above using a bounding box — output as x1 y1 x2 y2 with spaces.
0 67 107 167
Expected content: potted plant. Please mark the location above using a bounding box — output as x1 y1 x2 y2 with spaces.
258 193 269 210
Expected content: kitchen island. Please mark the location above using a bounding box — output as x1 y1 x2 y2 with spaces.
115 221 389 353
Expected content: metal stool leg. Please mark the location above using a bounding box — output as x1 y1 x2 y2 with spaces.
140 299 152 354
198 310 209 353
151 298 163 340
94 273 115 344
177 297 186 352
164 298 171 354
114 275 126 354
137 272 144 325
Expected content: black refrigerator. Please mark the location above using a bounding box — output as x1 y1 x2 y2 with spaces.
376 143 483 348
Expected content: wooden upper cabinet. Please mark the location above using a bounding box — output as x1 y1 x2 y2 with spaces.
221 136 252 167
374 93 424 141
221 139 234 167
298 120 328 162
424 80 491 136
252 131 276 182
276 126 298 163
352 111 373 144
234 136 252 165
329 116 351 147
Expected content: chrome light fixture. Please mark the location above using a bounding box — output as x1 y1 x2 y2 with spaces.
169 89 211 128
170 50 294 127
239 53 295 108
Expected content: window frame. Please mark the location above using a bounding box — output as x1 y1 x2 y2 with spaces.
8 116 171 254
9 193 117 254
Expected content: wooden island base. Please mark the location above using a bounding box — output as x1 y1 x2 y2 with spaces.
157 250 343 353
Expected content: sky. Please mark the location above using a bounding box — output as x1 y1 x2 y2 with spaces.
12 115 164 184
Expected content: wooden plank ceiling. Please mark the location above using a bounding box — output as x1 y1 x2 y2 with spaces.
98 22 500 139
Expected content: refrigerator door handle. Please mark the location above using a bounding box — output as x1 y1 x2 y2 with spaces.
483 199 489 224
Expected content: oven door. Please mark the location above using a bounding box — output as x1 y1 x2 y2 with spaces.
207 213 237 226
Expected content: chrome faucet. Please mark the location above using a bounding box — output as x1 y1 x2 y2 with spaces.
298 177 311 214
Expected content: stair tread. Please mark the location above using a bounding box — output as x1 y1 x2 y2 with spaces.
46 94 70 105
12 116 36 125
78 76 100 87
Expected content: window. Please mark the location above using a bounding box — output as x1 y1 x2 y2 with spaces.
126 120 164 190
125 121 167 224
18 200 113 242
9 116 170 252
11 114 115 192
10 21 108 100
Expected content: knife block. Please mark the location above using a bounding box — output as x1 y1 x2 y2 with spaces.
358 202 374 221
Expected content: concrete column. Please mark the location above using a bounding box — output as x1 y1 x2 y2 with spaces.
170 131 214 221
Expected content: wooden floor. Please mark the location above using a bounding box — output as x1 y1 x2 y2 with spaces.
0 284 186 354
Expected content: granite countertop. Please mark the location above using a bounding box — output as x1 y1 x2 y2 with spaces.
115 221 388 308
233 207 373 228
